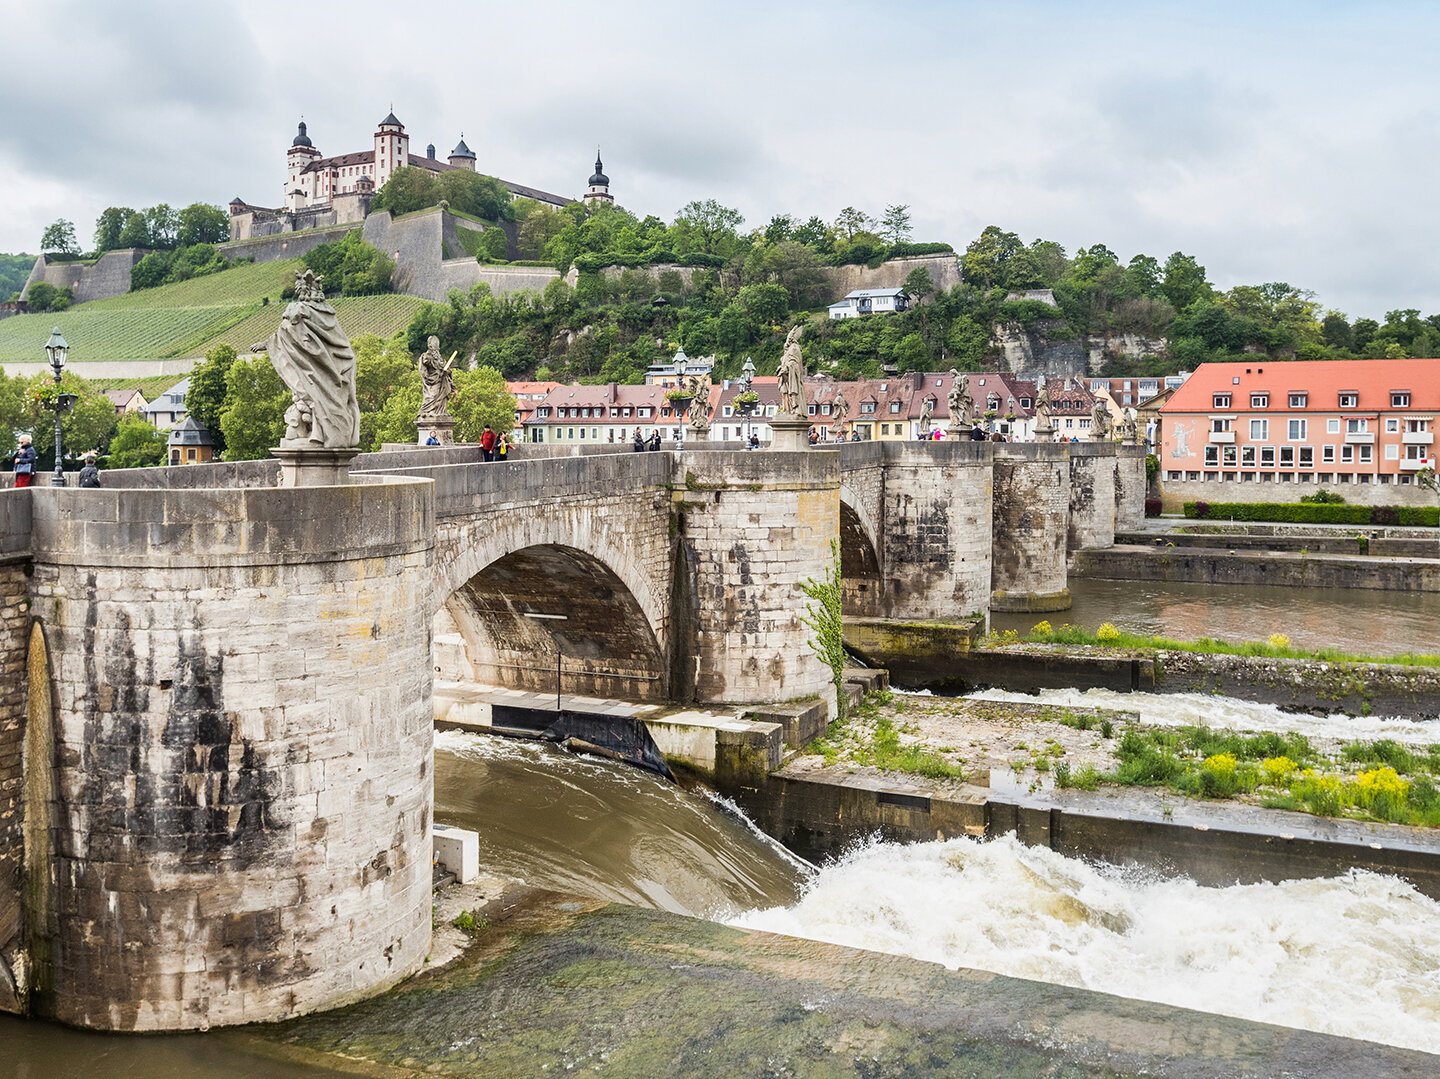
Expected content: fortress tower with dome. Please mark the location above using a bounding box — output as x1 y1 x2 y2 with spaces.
228 108 610 242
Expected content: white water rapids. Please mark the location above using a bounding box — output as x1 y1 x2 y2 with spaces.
731 833 1440 1054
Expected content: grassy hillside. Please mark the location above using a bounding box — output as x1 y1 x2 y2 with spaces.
0 258 422 365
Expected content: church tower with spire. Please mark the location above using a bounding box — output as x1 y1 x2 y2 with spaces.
373 107 410 188
582 148 613 205
285 120 320 211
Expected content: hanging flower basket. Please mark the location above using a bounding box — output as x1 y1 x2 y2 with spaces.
664 387 694 410
733 390 759 415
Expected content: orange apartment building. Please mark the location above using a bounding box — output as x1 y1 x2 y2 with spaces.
1158 358 1438 507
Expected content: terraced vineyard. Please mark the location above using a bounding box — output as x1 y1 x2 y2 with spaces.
0 258 423 366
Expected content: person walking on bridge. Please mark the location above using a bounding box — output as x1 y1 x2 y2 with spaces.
480 424 496 461
78 453 101 488
633 429 645 452
11 434 36 488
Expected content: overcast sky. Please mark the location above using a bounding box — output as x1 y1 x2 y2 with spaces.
2 0 1437 319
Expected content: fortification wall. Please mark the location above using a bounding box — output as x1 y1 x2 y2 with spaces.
21 251 146 305
216 223 355 266
1067 443 1117 552
820 254 961 296
991 444 1071 611
20 479 434 1031
0 492 32 1014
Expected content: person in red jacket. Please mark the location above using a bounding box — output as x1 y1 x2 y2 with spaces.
480 424 496 461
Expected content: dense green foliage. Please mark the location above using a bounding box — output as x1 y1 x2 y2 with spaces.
106 412 168 468
1183 501 1439 526
185 343 237 455
93 203 228 253
299 232 394 296
0 369 119 467
131 243 233 291
24 282 73 313
0 254 34 301
41 220 79 255
372 166 515 223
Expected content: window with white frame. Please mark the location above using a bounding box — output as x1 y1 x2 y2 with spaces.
1260 446 1275 467
1341 445 1354 463
1392 392 1411 408
1385 418 1399 433
889 402 901 413
1250 418 1268 439
1339 392 1358 408
1288 392 1307 407
1241 446 1256 466
1223 445 1237 466
1287 419 1307 440
1322 445 1335 463
1212 418 1232 433
1250 393 1269 408
1346 418 1368 433
1213 393 1232 408
1280 446 1294 467
1204 445 1219 467
1359 445 1373 463
1327 418 1340 433
1299 447 1313 467
1407 418 1430 433
1385 444 1400 460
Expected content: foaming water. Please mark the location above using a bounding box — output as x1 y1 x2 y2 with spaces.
967 686 1440 744
732 834 1440 1053
434 729 806 916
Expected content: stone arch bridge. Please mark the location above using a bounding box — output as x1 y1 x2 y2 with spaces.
0 439 1143 1033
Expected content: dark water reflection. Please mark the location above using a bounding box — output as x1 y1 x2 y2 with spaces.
990 578 1440 655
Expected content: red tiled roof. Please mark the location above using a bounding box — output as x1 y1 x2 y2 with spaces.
1163 359 1440 414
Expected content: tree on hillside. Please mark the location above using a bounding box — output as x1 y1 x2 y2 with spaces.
372 166 440 216
107 412 168 469
1160 251 1211 312
962 226 1024 290
186 343 237 455
763 214 794 243
834 207 872 241
880 204 913 244
219 355 289 460
450 365 515 442
354 333 420 450
41 219 78 255
1123 254 1161 298
144 205 179 249
23 373 117 456
117 211 150 249
178 203 229 246
94 207 137 252
673 199 744 257
24 282 73 313
437 171 514 221
1320 311 1353 350
517 205 569 260
903 266 935 303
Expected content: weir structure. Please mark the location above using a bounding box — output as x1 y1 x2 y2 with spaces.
0 438 1143 1031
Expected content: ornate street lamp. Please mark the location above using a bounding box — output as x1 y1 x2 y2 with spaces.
740 356 756 448
43 327 77 487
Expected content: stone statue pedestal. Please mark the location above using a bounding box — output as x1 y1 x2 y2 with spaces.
948 420 973 439
272 446 361 487
769 415 812 452
418 417 455 446
689 426 711 442
1034 421 1054 442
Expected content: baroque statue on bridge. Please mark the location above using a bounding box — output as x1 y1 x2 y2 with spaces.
946 369 971 433
417 335 457 423
1091 398 1113 441
777 325 807 419
255 270 361 448
687 375 712 434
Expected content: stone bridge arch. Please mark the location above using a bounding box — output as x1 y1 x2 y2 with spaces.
432 491 675 702
838 485 882 618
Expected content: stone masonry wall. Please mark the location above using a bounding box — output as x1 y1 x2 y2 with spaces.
21 251 146 305
0 490 32 1014
870 442 993 620
1067 444 1117 553
216 224 355 266
22 479 434 1031
991 444 1071 609
679 452 836 712
1115 445 1147 531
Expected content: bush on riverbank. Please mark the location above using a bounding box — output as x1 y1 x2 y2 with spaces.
1004 623 1440 668
1182 500 1439 526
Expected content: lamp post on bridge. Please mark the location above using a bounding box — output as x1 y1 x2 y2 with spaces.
43 327 77 487
740 356 756 449
523 611 569 719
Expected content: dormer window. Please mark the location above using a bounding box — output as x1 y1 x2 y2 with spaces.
1019 397 1032 409
889 401 902 413
1250 393 1269 408
1213 393 1231 408
1338 392 1358 408
1288 392 1307 408
1392 391 1411 408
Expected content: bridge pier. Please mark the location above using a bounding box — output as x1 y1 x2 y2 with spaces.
1067 443 1118 553
1 480 435 1031
990 444 1072 613
672 452 838 715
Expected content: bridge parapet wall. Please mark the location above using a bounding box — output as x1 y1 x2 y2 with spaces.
676 452 837 713
16 479 434 1031
991 444 1072 612
1067 443 1118 553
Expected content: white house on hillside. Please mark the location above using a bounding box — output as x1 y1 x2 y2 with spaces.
146 377 190 429
827 288 912 320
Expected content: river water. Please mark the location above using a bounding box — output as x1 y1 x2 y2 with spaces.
9 723 1440 1067
990 577 1440 655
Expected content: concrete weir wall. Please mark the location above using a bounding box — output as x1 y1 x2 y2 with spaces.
990 444 1071 611
0 480 435 1031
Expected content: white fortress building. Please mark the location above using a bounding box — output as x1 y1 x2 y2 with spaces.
229 108 613 242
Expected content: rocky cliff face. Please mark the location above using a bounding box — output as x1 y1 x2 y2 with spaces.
990 321 1167 378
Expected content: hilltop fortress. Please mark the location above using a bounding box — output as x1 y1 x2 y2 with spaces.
227 109 612 242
